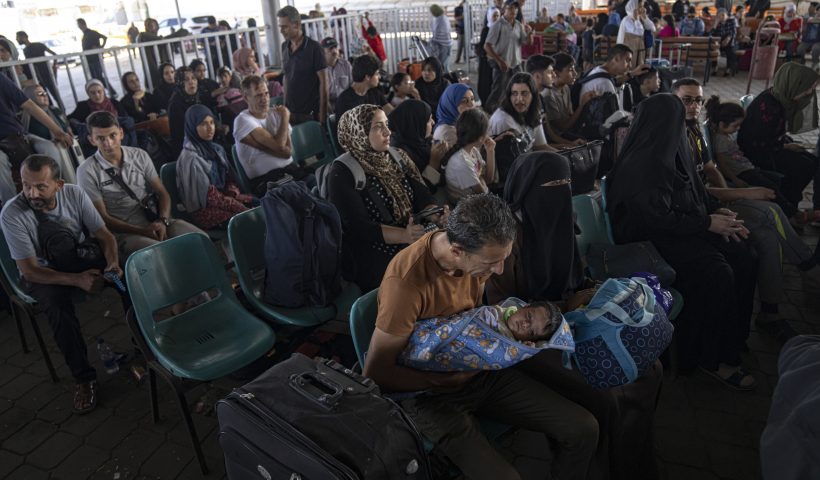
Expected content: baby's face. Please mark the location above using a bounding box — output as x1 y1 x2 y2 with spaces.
507 306 554 341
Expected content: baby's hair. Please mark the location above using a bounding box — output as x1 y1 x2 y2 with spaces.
525 301 563 338
704 94 745 127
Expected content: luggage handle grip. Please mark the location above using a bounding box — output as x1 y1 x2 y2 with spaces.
289 372 344 409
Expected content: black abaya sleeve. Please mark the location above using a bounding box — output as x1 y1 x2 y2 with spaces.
618 189 711 241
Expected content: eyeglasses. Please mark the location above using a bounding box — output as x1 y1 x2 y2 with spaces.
681 96 704 106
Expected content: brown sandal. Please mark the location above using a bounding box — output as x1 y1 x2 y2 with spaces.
73 381 98 414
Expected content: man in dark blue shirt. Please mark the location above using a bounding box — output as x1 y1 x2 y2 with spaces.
277 6 329 125
77 18 116 98
16 31 63 110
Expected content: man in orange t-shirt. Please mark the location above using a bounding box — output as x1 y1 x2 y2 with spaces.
363 193 597 480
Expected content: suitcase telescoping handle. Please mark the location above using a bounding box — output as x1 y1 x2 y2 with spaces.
290 372 344 409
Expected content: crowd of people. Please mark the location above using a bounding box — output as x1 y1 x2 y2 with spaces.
2 2 820 479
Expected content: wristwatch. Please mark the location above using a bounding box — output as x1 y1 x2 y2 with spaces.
159 216 171 227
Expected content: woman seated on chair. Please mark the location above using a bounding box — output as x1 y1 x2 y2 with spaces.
232 47 262 79
22 84 71 141
486 150 664 480
120 71 159 123
69 79 138 150
606 93 758 391
388 99 450 188
176 104 254 230
433 83 477 146
327 104 444 291
151 62 177 113
737 63 820 224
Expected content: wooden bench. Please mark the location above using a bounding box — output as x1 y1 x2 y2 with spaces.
655 36 720 73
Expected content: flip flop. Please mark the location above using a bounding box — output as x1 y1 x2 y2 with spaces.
73 381 98 415
700 367 756 392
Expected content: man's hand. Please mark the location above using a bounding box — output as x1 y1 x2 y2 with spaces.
104 262 123 279
580 90 598 107
566 287 596 311
52 130 73 149
430 371 480 393
708 213 748 242
738 187 776 201
145 221 167 240
784 142 806 152
629 64 650 78
273 105 290 123
76 269 103 293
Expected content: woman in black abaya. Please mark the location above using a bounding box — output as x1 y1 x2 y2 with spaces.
488 152 664 480
606 94 758 390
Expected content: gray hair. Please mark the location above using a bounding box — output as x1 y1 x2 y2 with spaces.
446 193 517 252
23 154 61 180
277 6 301 23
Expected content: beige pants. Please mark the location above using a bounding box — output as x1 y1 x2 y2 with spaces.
622 32 645 68
117 218 205 258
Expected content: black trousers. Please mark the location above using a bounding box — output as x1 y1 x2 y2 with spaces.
26 283 96 383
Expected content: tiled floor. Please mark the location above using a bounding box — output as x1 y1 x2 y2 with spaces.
1 70 818 480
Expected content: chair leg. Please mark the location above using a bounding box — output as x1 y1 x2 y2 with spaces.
148 368 160 423
26 306 58 383
11 303 29 353
172 384 209 475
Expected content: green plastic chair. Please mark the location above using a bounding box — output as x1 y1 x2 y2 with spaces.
269 95 284 106
125 232 275 474
326 113 341 157
571 193 611 257
348 289 511 452
230 144 254 195
227 207 361 327
598 177 616 244
0 233 58 382
739 94 754 110
291 120 335 167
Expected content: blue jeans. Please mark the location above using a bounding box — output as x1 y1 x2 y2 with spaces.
430 41 452 73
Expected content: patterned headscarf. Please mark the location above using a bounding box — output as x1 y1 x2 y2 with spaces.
337 104 423 224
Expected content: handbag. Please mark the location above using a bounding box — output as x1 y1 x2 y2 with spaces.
493 129 527 184
586 241 676 287
565 277 674 389
97 157 160 222
560 140 603 195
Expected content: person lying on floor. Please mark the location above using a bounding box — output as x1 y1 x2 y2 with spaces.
400 297 574 372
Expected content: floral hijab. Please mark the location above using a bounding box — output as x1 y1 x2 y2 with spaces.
337 104 423 224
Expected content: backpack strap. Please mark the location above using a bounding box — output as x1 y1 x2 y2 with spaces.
334 153 366 191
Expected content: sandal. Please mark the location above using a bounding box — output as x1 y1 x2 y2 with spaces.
700 367 756 391
73 381 98 414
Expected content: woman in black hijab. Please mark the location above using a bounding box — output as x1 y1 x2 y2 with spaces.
388 99 433 171
488 151 664 480
607 94 758 391
168 66 202 157
151 62 177 113
415 56 450 121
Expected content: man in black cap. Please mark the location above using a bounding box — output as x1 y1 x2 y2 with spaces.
321 37 352 110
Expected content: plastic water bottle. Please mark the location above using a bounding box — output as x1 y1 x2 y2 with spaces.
97 338 119 374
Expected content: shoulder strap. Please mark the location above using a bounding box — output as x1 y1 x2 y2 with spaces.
334 153 366 191
579 70 616 87
95 153 141 203
387 147 409 173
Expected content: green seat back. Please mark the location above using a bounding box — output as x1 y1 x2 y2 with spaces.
349 288 379 367
326 113 341 157
270 95 284 106
572 194 612 256
231 144 254 194
599 177 616 244
124 232 275 380
291 120 334 167
0 231 35 303
160 162 188 221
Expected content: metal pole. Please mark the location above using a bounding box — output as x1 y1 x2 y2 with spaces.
175 0 184 33
465 3 473 74
262 0 284 67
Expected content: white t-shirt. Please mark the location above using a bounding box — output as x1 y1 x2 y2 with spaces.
445 146 485 202
233 109 294 179
488 109 547 153
579 66 623 110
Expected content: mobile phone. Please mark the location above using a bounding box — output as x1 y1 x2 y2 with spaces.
413 206 444 224
104 271 127 293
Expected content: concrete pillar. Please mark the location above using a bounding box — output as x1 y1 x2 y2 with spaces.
262 0 284 67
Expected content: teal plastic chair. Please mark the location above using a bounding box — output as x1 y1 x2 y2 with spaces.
159 162 227 241
230 144 254 194
598 177 616 244
348 289 512 452
0 233 58 382
269 95 284 106
291 120 335 167
227 207 361 327
572 193 611 257
739 94 754 109
326 113 341 157
125 232 275 474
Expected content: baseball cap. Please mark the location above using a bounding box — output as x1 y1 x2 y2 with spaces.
321 37 338 49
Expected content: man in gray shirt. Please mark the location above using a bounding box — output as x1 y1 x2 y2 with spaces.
76 111 202 257
484 0 533 112
0 154 121 415
321 37 352 111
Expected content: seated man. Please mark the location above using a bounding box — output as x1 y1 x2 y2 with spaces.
234 75 313 196
334 54 394 119
0 154 122 414
364 193 597 480
76 111 202 257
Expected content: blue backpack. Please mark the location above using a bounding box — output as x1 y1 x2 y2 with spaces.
261 180 343 308
565 277 674 389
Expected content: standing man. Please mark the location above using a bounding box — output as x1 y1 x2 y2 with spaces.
483 0 533 113
76 111 203 257
321 37 352 111
16 31 63 110
1 154 123 414
138 18 188 89
277 6 329 125
77 18 116 98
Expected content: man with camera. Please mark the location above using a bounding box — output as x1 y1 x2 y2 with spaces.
0 154 122 414
76 111 202 257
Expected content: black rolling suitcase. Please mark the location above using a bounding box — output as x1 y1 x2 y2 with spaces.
656 43 693 92
216 353 432 480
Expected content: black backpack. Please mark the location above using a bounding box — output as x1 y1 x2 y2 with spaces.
261 181 342 308
32 209 105 274
570 70 616 110
571 92 621 141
